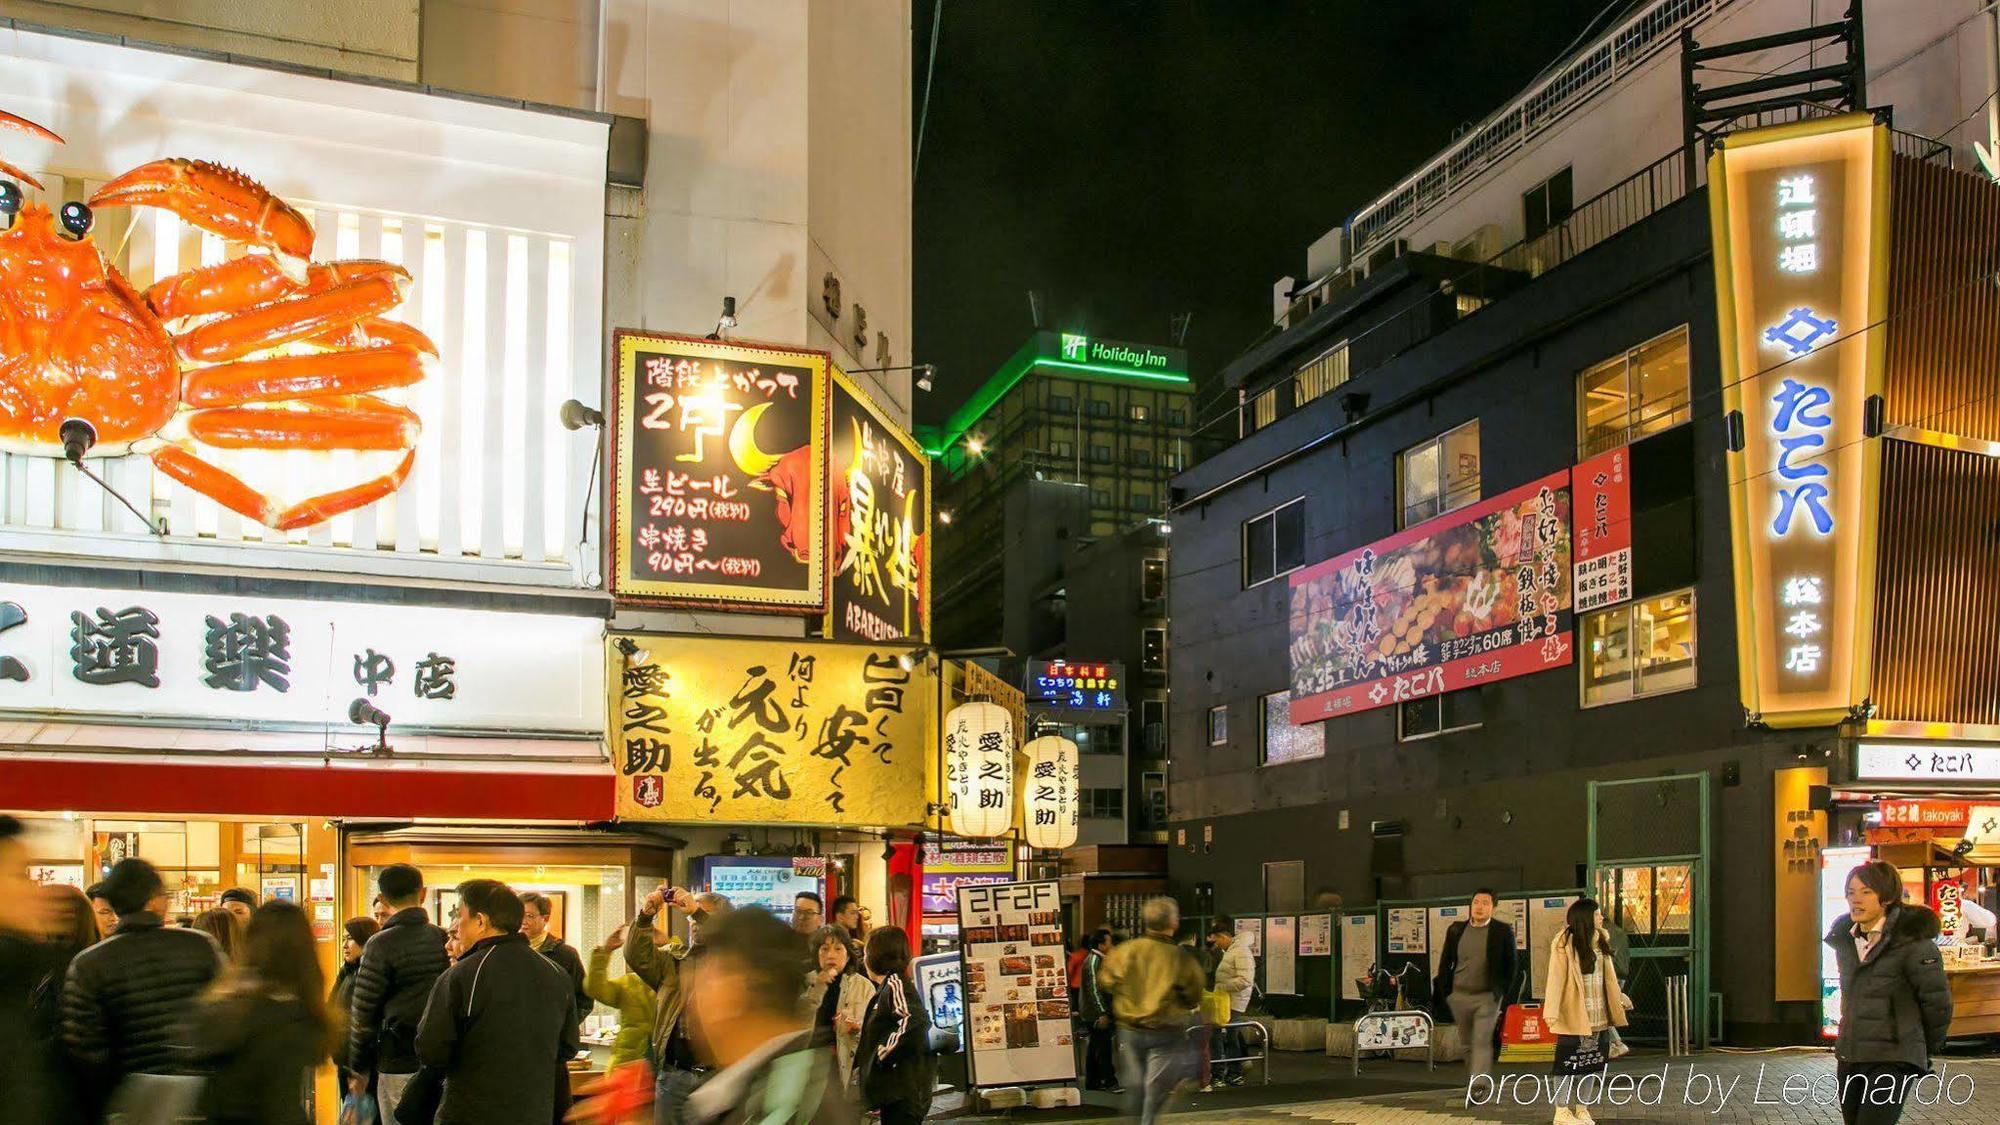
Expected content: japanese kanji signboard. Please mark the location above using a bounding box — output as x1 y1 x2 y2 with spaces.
1288 470 1574 722
0 582 601 733
1571 444 1632 612
612 332 830 611
609 634 933 826
825 366 930 642
1709 113 1887 727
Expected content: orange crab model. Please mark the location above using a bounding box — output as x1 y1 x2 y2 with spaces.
0 107 433 530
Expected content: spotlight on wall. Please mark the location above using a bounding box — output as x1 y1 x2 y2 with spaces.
707 296 738 340
559 399 605 431
915 364 935 393
59 418 96 464
348 698 392 755
896 645 934 673
938 510 953 526
616 636 652 666
965 436 985 457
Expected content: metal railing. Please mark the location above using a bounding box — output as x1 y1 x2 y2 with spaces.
1349 0 1741 260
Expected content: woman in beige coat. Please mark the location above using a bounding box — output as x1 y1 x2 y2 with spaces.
1540 898 1629 1125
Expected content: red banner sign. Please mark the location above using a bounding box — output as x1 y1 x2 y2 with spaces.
1288 470 1574 723
1878 799 1974 828
1571 445 1632 611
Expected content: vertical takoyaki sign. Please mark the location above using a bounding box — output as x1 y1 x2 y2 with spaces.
824 367 930 642
611 333 829 611
1288 471 1574 722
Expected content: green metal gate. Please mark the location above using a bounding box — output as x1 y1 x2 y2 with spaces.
1587 774 1711 1048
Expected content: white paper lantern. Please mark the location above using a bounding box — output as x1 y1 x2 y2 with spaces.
1022 734 1080 850
945 701 1014 839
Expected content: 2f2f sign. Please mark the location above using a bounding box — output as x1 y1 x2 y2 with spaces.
960 881 1054 915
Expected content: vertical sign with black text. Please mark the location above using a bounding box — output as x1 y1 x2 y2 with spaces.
825 367 930 642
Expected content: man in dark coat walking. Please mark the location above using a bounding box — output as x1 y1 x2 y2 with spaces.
1432 888 1516 1084
60 857 222 1125
1825 859 1952 1125
416 879 579 1125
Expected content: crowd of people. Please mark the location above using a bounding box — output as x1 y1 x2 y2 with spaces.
0 815 943 1125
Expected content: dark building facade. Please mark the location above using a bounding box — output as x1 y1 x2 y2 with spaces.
1164 4 2000 1049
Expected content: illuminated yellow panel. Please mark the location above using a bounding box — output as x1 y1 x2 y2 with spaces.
1709 113 1888 728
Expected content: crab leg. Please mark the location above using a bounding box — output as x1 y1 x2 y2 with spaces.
0 109 61 145
174 272 408 363
91 158 315 261
152 444 417 532
303 316 438 358
185 394 420 452
145 258 407 322
183 345 427 408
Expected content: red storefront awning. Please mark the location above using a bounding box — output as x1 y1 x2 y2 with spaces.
0 756 613 822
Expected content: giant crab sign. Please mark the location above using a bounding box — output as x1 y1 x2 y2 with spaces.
0 108 430 530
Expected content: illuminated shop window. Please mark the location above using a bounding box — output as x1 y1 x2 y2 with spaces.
1578 325 1691 457
1580 589 1697 706
1398 419 1480 528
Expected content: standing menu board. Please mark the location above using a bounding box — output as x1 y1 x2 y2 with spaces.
825 367 929 642
957 881 1077 1088
1340 914 1378 1001
611 332 829 611
1264 916 1298 995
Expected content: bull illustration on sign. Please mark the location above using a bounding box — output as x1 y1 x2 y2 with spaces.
727 402 853 565
0 109 430 530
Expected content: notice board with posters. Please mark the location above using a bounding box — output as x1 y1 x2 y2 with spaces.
611 332 830 612
609 634 932 827
1264 916 1298 995
957 880 1077 1088
1288 471 1573 723
825 366 929 642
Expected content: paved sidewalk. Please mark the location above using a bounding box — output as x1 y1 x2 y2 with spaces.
938 1049 2000 1124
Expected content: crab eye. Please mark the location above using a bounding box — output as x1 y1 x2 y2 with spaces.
58 201 92 239
0 182 18 229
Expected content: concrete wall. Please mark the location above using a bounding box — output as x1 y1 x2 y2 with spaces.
1 0 420 80
423 0 599 109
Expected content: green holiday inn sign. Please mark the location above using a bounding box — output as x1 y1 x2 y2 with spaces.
1058 332 1173 372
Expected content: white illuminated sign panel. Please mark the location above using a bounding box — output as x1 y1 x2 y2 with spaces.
1855 743 2000 784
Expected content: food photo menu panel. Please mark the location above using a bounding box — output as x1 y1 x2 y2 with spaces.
956 880 1079 1087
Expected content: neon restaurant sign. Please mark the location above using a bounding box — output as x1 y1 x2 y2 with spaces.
1710 112 1888 728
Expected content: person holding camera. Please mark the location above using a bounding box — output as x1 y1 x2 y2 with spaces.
625 884 732 1125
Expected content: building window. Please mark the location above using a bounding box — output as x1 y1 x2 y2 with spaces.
1130 448 1153 467
1242 497 1306 587
1398 688 1483 741
1050 393 1073 413
1086 788 1124 819
1261 690 1326 765
1295 340 1350 405
1581 589 1697 706
1577 325 1692 457
1141 627 1166 671
1454 292 1489 317
1090 444 1111 463
1249 386 1278 431
1141 558 1166 601
1397 419 1480 528
1168 407 1186 425
1130 403 1150 422
1141 698 1167 737
1089 399 1111 417
1132 492 1153 512
1051 440 1073 459
1091 487 1111 507
1523 165 1574 241
1207 705 1227 746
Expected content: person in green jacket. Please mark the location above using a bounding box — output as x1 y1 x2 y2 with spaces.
585 924 657 1069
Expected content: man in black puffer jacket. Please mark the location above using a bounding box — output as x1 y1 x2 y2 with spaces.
60 858 221 1124
349 862 450 1122
416 879 579 1125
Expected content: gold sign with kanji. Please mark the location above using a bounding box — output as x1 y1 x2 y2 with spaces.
610 634 934 826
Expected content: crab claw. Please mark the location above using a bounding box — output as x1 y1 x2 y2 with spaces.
90 158 314 260
0 109 62 145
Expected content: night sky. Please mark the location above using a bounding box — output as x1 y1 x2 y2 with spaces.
912 1 1611 425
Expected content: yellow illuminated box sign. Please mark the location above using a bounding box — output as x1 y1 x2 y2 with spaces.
610 634 933 826
824 366 931 643
1709 113 1888 728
